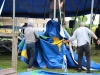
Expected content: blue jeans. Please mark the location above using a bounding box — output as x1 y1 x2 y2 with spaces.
26 42 35 68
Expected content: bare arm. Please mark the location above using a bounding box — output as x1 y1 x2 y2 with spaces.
92 34 100 45
63 39 70 43
92 34 98 40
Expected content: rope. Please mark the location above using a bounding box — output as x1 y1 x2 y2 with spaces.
36 0 44 9
35 0 49 18
70 0 82 29
65 0 70 12
30 0 41 14
44 0 47 20
74 0 82 21
15 0 25 12
82 0 90 8
92 0 100 24
7 0 13 17
22 0 35 14
70 0 78 11
82 0 88 21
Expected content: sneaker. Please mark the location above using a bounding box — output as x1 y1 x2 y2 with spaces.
27 68 33 71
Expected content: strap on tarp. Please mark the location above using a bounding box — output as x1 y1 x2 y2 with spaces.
0 0 5 15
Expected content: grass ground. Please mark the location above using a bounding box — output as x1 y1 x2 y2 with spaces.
0 44 100 74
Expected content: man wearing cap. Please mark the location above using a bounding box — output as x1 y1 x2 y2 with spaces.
63 22 100 73
24 19 39 71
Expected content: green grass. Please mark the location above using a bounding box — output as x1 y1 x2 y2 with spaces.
0 44 100 74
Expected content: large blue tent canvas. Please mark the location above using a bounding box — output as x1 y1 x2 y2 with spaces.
18 20 100 71
0 0 100 18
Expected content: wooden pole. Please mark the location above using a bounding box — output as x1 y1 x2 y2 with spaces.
0 33 18 70
12 34 18 70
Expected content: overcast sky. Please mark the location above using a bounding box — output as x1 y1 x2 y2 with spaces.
86 14 99 25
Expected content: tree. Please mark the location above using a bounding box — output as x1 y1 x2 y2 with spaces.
71 15 88 28
0 22 3 26
66 15 88 35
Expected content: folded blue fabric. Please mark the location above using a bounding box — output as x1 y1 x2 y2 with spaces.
0 68 2 70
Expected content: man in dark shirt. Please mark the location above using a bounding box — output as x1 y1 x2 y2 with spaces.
22 23 27 34
94 24 100 49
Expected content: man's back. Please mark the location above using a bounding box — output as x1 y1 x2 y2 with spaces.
25 27 39 43
72 27 94 46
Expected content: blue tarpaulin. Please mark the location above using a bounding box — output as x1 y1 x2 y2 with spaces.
18 20 100 71
19 70 100 75
0 0 100 18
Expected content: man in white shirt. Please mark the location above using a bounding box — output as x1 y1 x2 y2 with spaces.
64 22 100 73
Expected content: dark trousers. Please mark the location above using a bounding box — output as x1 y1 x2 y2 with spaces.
78 42 90 71
26 42 35 68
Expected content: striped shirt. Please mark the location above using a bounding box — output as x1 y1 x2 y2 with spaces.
69 27 94 46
